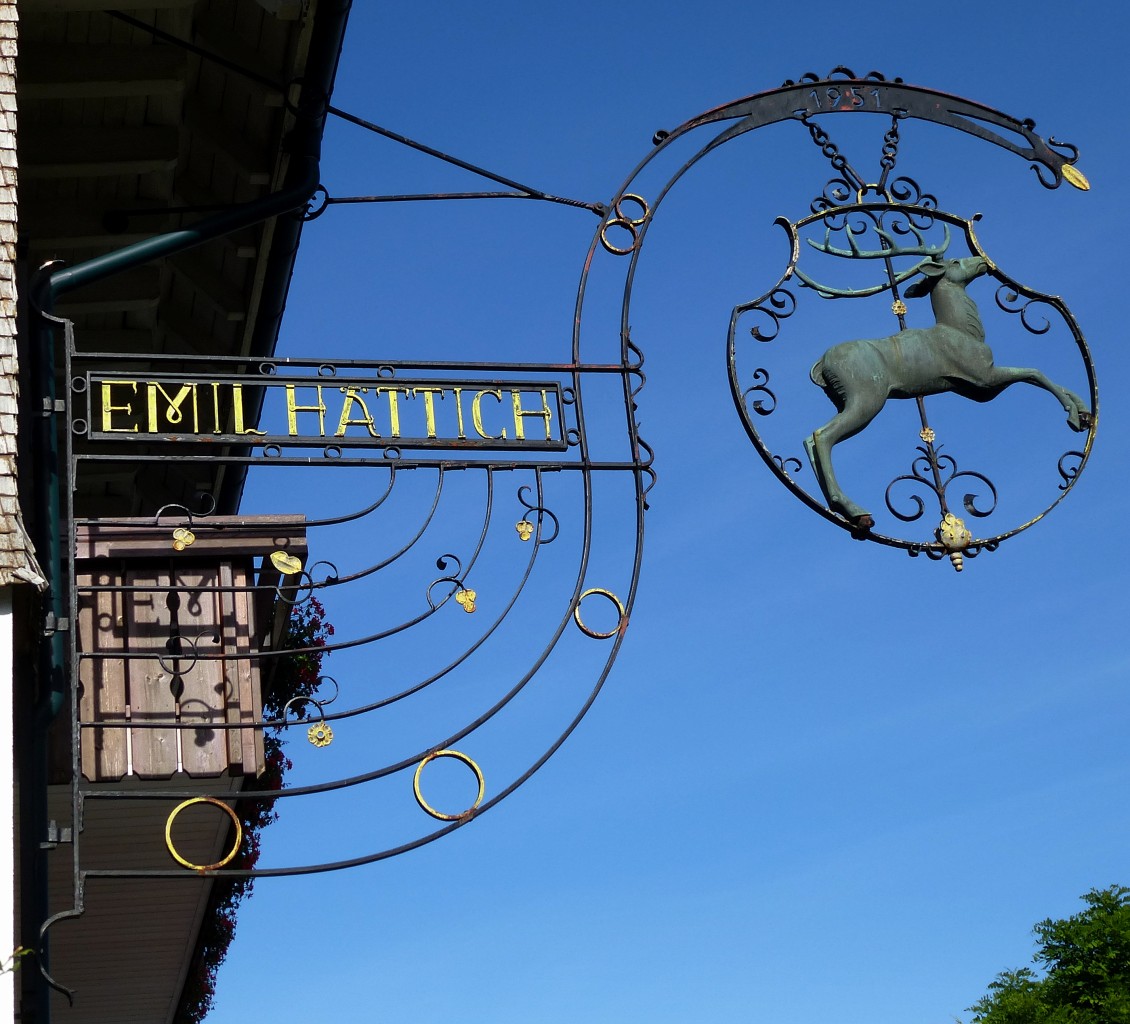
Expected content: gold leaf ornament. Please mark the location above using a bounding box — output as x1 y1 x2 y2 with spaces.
171 527 196 551
270 550 304 576
1061 164 1090 191
455 588 477 613
516 520 534 541
307 722 333 747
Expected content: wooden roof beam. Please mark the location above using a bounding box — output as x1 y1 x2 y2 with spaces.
159 305 240 358
22 201 168 250
22 197 258 258
185 98 273 186
191 26 290 108
19 43 188 100
22 125 179 179
70 330 159 355
256 0 306 19
20 0 194 10
170 250 249 324
55 266 161 315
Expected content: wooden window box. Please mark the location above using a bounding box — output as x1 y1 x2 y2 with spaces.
72 515 308 781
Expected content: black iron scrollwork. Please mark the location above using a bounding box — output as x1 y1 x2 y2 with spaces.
995 284 1053 335
516 485 560 544
1057 450 1084 491
885 444 998 523
743 289 797 342
742 369 777 416
772 454 803 476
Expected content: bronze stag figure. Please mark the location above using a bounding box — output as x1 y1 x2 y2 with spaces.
804 253 1091 530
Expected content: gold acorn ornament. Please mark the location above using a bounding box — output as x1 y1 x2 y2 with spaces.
936 512 972 572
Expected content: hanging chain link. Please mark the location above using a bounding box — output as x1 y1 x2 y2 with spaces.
801 111 905 198
800 113 866 192
876 114 902 191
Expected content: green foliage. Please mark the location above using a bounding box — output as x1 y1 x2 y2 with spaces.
969 886 1130 1024
1 947 32 974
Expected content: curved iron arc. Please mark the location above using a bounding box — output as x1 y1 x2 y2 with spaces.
80 450 611 811
659 74 1085 190
318 466 449 589
37 905 85 1004
77 471 565 735
81 421 648 879
290 466 397 529
266 471 557 725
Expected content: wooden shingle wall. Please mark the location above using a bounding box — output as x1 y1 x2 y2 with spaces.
0 1 44 589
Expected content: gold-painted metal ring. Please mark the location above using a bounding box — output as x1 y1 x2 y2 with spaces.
599 193 650 255
573 587 626 639
599 219 640 256
413 749 485 821
165 797 242 873
613 193 650 226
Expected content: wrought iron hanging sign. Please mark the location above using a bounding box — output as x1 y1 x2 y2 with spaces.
600 67 1097 570
40 65 1096 1005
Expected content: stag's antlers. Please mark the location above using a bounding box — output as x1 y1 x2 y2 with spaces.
795 219 951 298
806 219 949 260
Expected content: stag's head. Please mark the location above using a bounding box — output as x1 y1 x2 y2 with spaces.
904 255 990 298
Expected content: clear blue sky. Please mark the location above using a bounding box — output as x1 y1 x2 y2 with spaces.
213 3 1129 1022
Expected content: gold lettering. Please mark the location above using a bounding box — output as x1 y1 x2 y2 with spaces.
471 389 506 440
232 384 266 436
146 382 198 433
285 384 326 436
101 380 139 433
334 387 380 437
411 387 446 438
375 386 410 437
511 389 553 441
453 387 467 440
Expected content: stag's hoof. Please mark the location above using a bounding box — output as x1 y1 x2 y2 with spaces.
849 513 874 538
1073 409 1094 432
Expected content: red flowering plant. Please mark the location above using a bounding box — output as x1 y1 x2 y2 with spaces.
175 596 334 1024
